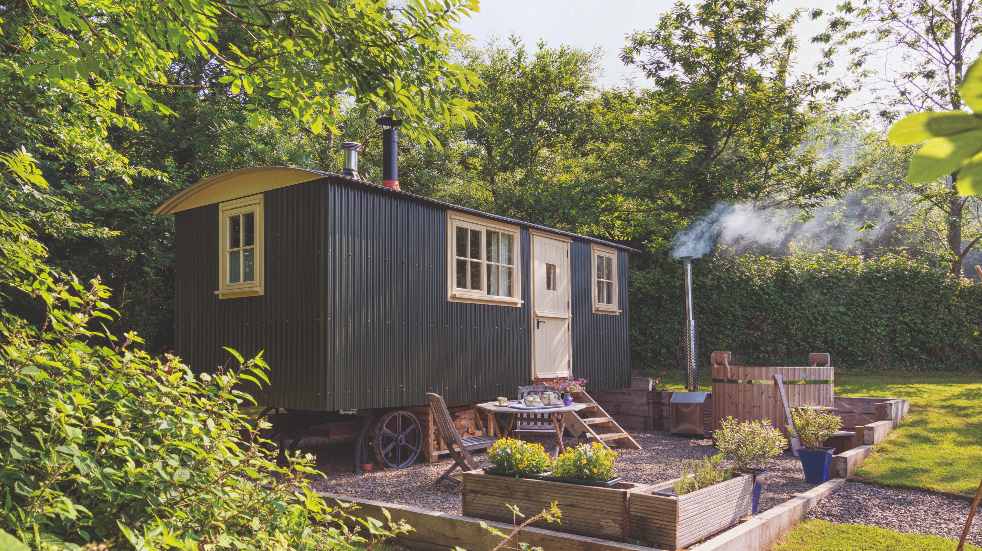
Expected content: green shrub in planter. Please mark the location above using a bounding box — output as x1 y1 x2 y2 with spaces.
673 454 733 495
487 438 552 476
791 408 843 449
552 442 618 482
714 417 788 472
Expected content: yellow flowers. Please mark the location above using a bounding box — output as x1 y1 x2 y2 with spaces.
552 443 618 482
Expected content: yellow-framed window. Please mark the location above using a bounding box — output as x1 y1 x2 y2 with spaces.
218 195 264 298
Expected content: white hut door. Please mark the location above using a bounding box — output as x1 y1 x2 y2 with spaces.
531 234 571 379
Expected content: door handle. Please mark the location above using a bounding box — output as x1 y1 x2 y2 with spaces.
536 319 545 330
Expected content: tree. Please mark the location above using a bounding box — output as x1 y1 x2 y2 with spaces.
0 0 479 347
620 0 845 226
813 0 982 274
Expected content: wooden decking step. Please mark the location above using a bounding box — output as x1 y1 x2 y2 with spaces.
580 417 611 425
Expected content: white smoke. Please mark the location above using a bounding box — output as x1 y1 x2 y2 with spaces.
670 192 895 259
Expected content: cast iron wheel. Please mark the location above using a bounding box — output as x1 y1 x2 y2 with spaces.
373 410 422 468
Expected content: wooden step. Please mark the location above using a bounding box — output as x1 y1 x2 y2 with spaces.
594 432 630 442
564 390 641 451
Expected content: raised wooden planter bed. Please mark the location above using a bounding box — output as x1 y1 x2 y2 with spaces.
629 474 753 550
461 470 644 541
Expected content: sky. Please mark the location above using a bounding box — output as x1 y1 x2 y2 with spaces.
458 0 832 89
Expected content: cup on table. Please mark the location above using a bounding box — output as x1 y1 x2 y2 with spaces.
497 396 508 406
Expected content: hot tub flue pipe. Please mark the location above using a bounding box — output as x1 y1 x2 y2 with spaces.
681 257 698 392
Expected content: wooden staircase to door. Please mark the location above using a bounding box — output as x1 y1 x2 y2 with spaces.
567 390 641 450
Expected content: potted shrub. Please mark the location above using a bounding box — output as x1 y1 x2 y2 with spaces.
463 441 642 541
791 407 843 483
549 442 619 485
713 417 787 513
629 454 752 549
485 438 551 477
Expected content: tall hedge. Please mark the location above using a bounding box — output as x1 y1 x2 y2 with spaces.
630 251 982 371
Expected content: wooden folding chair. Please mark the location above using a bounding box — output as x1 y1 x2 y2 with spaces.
426 393 495 486
512 385 557 446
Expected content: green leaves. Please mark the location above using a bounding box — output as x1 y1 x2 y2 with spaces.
0 265 411 549
0 530 29 551
908 129 982 184
888 112 982 145
888 56 982 195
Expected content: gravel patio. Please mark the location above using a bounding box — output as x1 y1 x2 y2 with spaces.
312 431 980 545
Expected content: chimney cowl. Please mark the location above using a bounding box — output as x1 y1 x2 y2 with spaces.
377 115 401 191
341 141 360 178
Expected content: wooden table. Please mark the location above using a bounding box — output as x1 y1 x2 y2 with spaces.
476 401 587 454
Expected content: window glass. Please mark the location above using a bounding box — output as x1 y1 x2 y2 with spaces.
243 248 255 282
229 251 241 284
243 212 254 247
546 263 557 291
229 215 241 249
456 227 468 258
469 229 481 259
488 264 500 295
469 260 482 289
456 259 468 288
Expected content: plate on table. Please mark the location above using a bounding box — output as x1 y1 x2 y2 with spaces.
505 402 565 410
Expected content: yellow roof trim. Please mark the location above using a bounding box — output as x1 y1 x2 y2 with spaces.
154 166 328 215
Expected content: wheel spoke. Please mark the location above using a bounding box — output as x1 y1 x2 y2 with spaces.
400 424 417 438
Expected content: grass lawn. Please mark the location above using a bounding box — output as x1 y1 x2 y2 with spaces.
834 371 981 497
773 520 980 551
653 369 981 496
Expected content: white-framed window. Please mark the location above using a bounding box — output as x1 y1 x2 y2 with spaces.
218 195 264 298
592 245 619 314
447 211 522 306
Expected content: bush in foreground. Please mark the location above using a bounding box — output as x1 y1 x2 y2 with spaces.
0 275 407 549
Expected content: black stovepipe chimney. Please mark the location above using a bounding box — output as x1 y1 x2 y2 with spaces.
681 257 698 392
377 115 401 190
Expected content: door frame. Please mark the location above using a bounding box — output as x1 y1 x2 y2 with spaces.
529 229 573 380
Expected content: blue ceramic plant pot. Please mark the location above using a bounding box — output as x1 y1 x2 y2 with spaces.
748 469 766 514
798 448 834 484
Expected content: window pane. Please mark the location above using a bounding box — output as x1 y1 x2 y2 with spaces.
501 234 513 265
456 259 468 288
546 263 557 291
503 267 513 297
597 280 604 303
456 227 468 258
229 215 241 249
487 265 500 295
242 248 255 282
596 254 604 280
486 230 499 263
605 281 614 305
469 229 481 259
229 251 241 284
605 256 613 280
470 260 481 289
243 212 255 246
